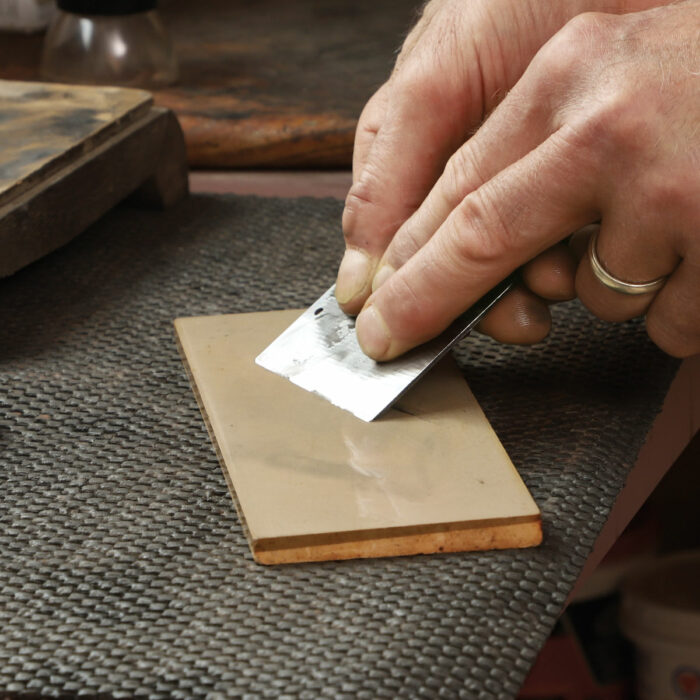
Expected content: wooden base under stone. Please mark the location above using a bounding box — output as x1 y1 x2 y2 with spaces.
0 80 188 277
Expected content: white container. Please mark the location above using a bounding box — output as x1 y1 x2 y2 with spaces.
621 551 700 700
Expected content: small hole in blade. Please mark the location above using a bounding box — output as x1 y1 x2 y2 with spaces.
314 307 323 316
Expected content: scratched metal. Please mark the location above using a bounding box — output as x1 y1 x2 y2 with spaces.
256 279 515 421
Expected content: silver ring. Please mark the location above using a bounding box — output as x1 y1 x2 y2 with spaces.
589 231 667 296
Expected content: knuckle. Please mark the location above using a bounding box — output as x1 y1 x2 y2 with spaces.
346 157 389 209
558 93 644 170
389 221 425 266
538 12 608 79
342 166 382 242
342 185 372 237
444 146 484 203
545 24 655 162
386 273 435 339
393 61 436 104
559 11 611 50
358 82 388 124
393 25 468 103
447 186 518 269
595 98 647 155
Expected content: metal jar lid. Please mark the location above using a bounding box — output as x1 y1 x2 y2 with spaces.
57 0 157 15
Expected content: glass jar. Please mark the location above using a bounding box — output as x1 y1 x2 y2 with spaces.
40 0 178 88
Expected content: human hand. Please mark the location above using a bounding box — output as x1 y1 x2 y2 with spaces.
352 1 700 360
336 0 620 316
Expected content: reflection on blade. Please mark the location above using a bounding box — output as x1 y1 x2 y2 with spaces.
255 276 516 422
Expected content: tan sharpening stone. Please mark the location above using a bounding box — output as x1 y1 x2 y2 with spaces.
174 310 542 565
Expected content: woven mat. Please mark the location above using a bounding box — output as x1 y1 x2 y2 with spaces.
0 195 679 699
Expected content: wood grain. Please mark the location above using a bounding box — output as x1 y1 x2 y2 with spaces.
156 0 417 167
0 80 152 206
0 81 188 277
0 0 418 168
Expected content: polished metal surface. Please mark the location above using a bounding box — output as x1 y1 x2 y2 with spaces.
256 276 516 421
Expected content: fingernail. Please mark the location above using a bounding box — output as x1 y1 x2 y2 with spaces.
356 305 391 359
336 249 372 304
372 263 396 292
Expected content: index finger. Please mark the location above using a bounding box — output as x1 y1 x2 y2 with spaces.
355 127 598 359
336 37 487 313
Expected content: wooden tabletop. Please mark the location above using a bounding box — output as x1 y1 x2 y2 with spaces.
0 0 417 168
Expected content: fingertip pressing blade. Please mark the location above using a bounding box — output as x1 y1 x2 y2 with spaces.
255 275 517 421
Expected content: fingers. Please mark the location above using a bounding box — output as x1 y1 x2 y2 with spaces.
355 128 597 360
475 286 552 344
337 23 486 313
337 89 469 313
364 65 574 349
352 2 700 361
522 243 577 301
351 82 390 183
337 0 592 315
473 245 574 345
337 83 394 315
373 86 549 287
462 242 576 345
572 214 696 356
646 259 700 357
575 215 681 323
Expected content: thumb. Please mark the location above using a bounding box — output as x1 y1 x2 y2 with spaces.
355 128 597 359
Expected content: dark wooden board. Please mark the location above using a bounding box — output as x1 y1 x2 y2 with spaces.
0 80 151 206
0 0 418 168
0 80 188 277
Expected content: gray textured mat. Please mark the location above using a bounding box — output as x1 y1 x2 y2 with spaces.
0 194 679 699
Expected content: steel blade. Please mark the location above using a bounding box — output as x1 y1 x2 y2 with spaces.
255 275 516 421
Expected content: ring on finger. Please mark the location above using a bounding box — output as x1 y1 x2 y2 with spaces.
589 230 668 296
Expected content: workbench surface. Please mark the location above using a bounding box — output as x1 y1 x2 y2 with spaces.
0 193 684 698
